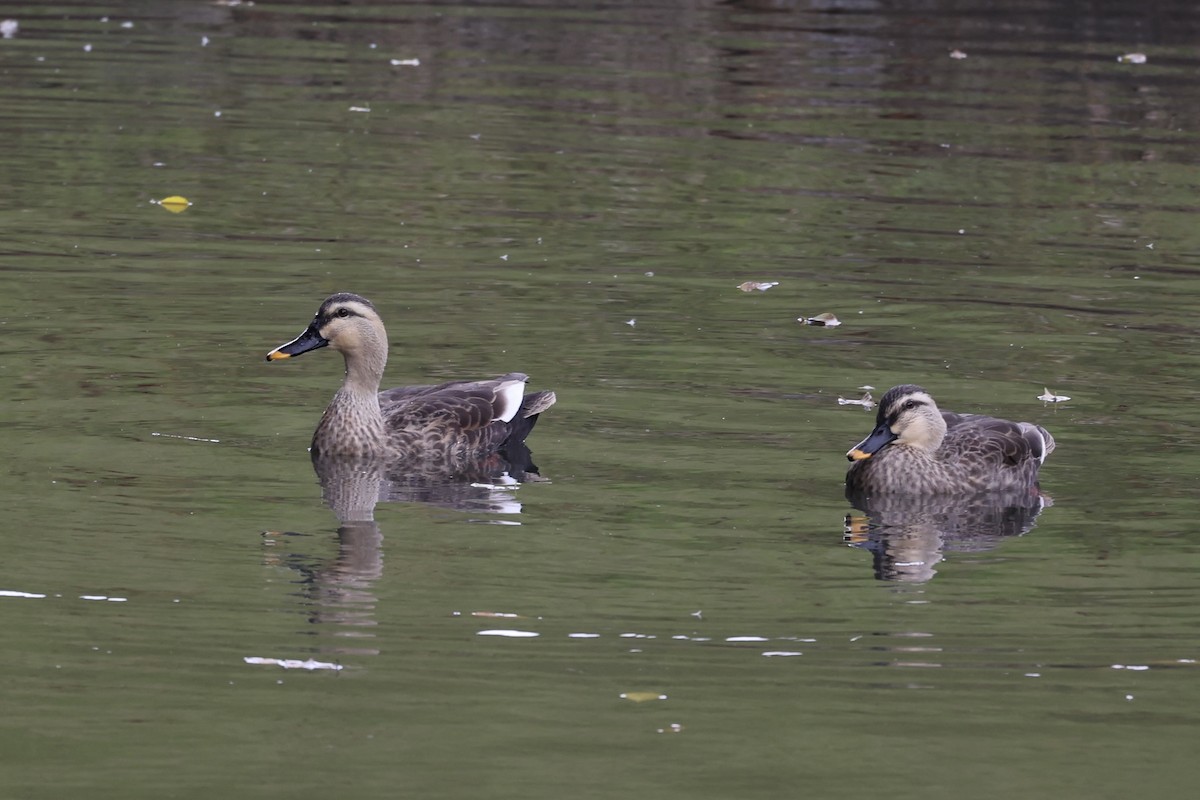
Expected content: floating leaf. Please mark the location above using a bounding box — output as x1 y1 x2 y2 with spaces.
471 611 520 619
737 281 779 292
620 692 668 703
801 312 841 327
949 49 967 59
1117 52 1147 64
1038 387 1070 403
156 195 192 213
390 58 421 67
656 723 684 734
1 19 18 39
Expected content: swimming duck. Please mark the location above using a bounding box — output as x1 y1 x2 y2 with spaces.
266 293 556 465
845 384 1054 495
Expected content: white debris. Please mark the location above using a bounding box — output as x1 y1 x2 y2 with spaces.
801 313 841 327
244 656 343 671
838 393 875 410
1038 388 1070 403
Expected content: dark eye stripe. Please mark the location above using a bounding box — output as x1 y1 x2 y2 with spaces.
323 306 360 320
890 398 925 418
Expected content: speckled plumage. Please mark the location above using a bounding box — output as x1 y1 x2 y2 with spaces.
267 293 555 468
845 384 1054 495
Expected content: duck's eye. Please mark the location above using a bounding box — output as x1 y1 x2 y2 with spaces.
904 400 917 410
335 308 351 318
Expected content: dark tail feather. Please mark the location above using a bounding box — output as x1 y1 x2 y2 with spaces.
499 390 556 475
504 390 555 444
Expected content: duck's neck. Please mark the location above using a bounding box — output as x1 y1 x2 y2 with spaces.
313 343 389 459
343 335 387 397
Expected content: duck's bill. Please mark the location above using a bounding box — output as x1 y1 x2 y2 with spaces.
266 324 328 361
845 423 897 461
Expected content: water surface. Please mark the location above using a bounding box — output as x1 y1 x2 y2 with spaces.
2 1 1199 798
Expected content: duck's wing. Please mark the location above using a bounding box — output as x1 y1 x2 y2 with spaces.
379 372 531 438
945 416 1051 468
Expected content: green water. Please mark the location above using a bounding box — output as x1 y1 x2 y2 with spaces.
1 1 1199 798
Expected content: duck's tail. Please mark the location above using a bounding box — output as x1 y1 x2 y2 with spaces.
498 389 556 478
521 390 557 419
505 390 555 442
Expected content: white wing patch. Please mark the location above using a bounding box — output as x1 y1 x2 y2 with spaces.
493 377 528 424
1022 423 1049 463
1036 428 1049 463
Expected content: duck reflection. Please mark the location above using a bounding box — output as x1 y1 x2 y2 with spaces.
843 488 1050 582
261 522 384 657
313 436 545 524
263 440 549 659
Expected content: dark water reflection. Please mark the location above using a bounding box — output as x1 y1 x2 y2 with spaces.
844 488 1050 582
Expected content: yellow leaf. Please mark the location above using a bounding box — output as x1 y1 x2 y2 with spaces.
620 691 667 703
158 195 192 213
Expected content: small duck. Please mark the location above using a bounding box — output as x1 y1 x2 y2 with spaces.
845 384 1054 495
266 293 556 465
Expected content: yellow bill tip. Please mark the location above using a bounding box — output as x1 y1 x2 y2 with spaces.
847 448 873 462
266 350 290 361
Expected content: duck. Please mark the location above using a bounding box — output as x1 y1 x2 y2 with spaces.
845 384 1054 495
266 293 556 465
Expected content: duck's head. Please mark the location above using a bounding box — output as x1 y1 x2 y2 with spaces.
266 293 387 365
846 384 946 461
